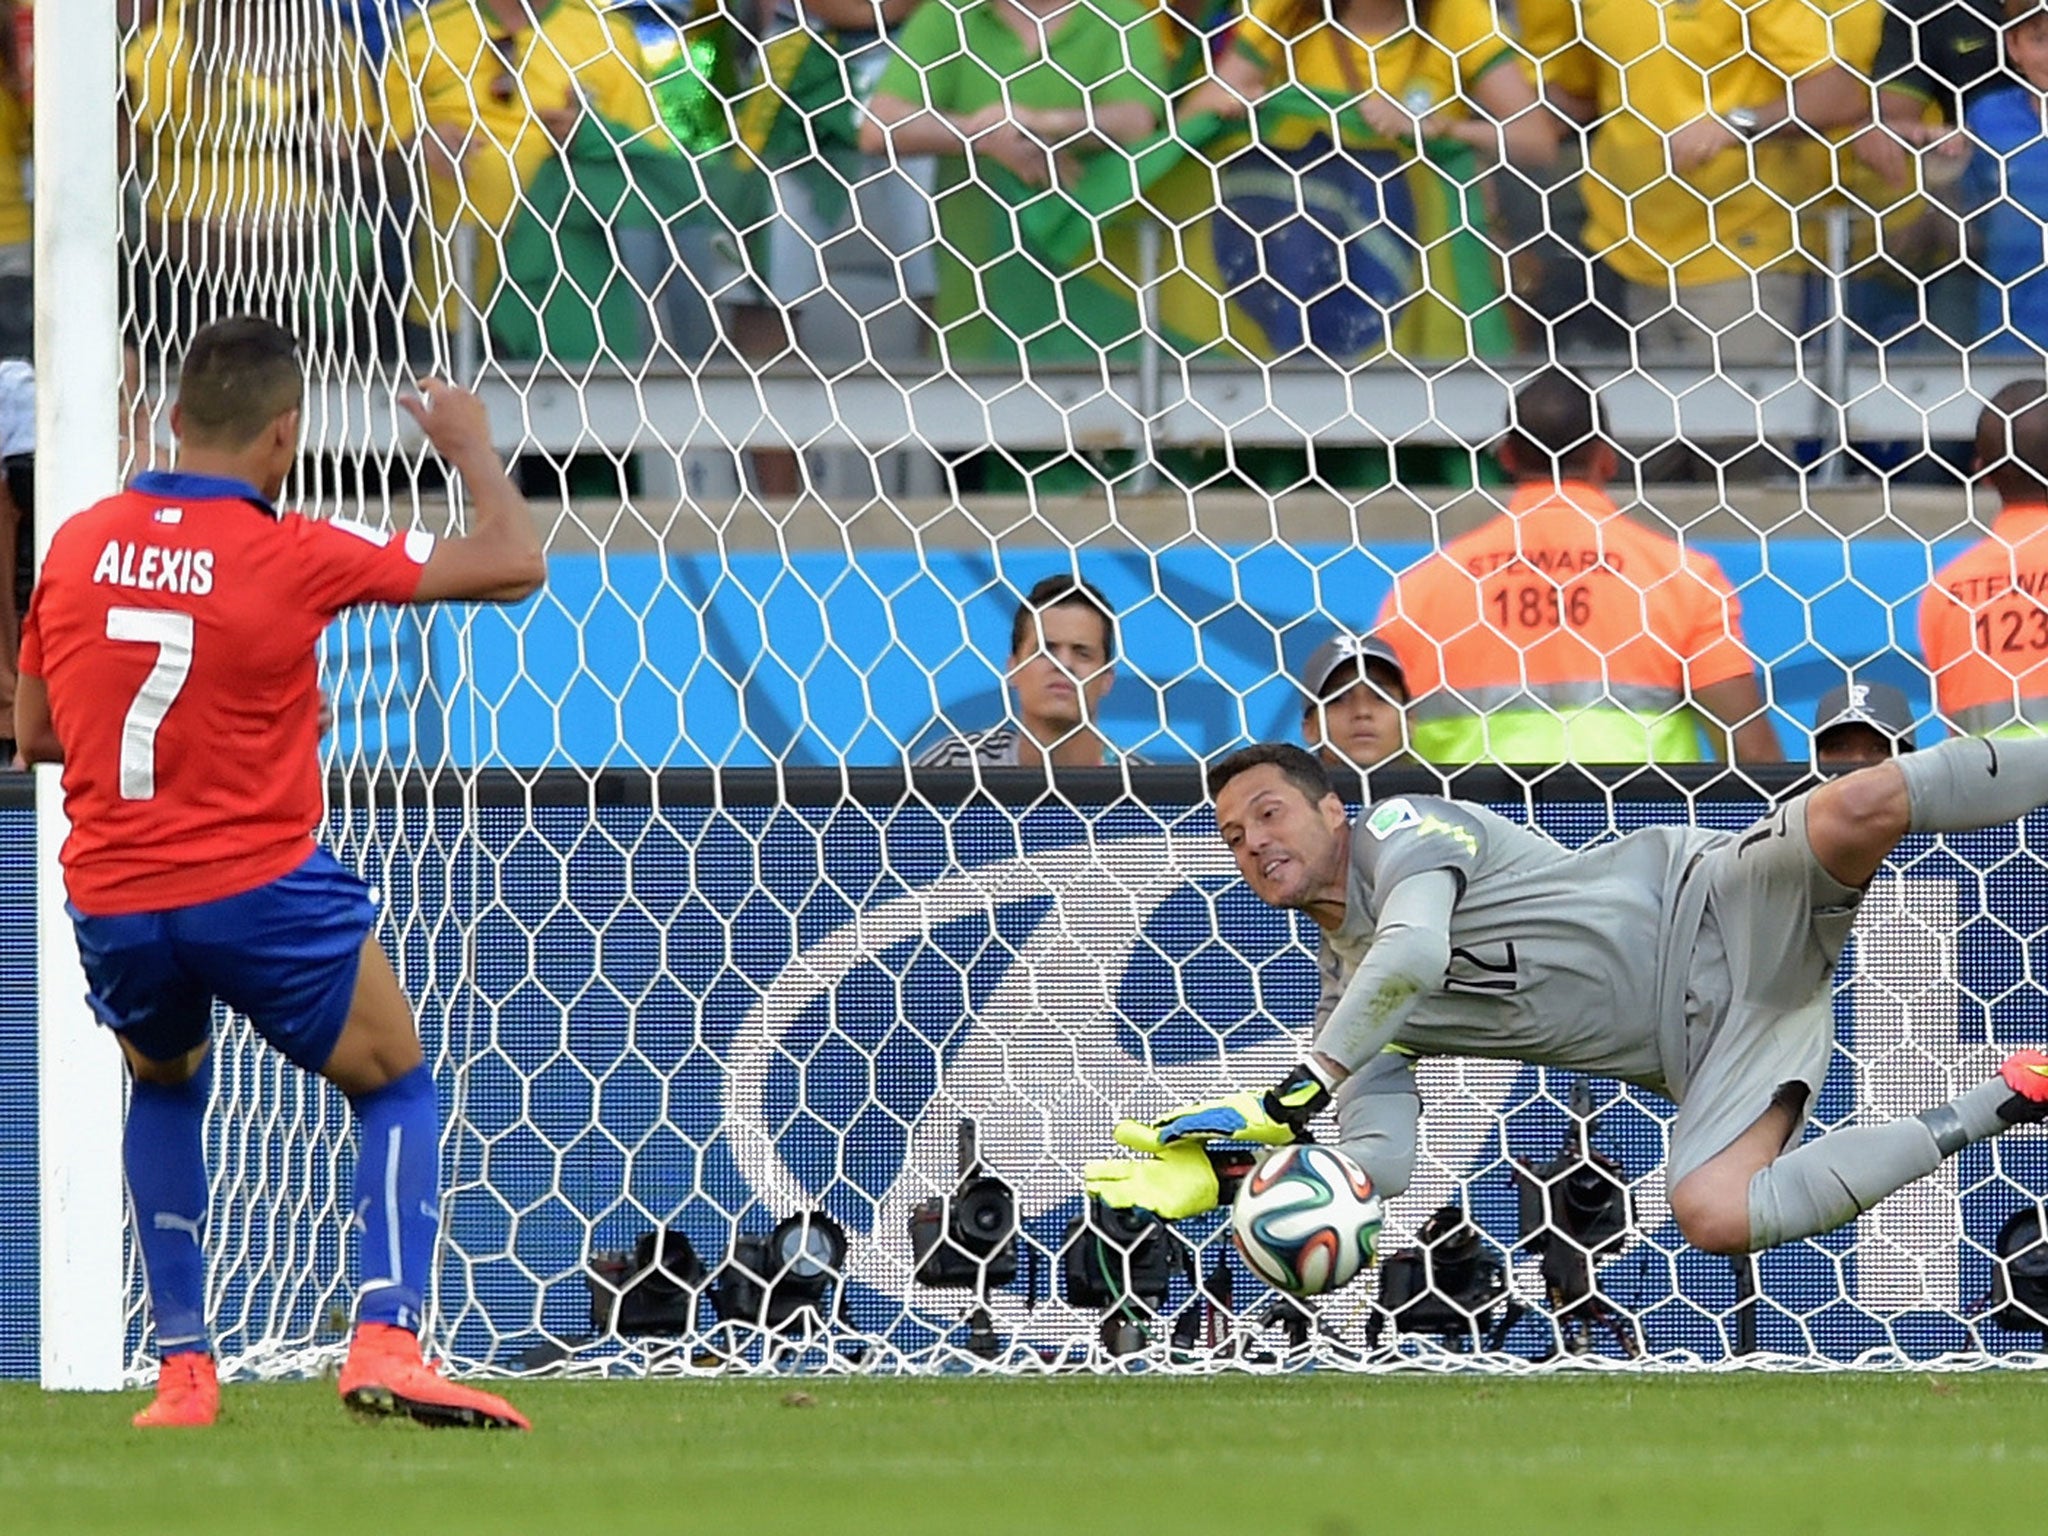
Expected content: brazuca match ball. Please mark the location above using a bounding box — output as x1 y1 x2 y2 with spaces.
1231 1144 1384 1297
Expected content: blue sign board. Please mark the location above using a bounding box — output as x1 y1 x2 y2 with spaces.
327 539 1960 770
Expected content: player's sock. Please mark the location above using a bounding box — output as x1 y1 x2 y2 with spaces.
1921 1056 2048 1148
1746 1117 1942 1249
125 1060 213 1357
1898 735 2048 834
347 1065 439 1334
1747 1069 2042 1248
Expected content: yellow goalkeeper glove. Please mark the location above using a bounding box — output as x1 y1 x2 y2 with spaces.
1112 1062 1335 1156
1082 1142 1258 1221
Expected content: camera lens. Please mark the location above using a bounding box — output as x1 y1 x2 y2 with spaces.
769 1214 847 1280
1097 1202 1153 1244
953 1179 1016 1256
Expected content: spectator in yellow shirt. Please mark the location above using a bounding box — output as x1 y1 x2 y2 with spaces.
379 0 661 343
1186 0 1554 166
1522 0 1874 365
0 3 28 361
125 0 378 357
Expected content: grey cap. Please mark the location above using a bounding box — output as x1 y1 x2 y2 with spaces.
1813 679 1918 751
1299 633 1407 702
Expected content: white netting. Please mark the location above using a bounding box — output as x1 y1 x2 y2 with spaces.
77 0 2048 1376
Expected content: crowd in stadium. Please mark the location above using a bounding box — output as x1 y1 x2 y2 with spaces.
69 0 2048 377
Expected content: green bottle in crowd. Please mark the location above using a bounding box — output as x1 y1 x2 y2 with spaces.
637 0 742 157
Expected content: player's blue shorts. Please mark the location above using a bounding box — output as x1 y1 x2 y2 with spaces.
68 847 376 1073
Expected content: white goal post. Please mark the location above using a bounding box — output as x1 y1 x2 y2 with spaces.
35 0 126 1394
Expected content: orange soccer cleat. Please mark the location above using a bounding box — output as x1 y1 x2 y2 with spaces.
337 1323 530 1431
1998 1049 2048 1125
133 1351 219 1428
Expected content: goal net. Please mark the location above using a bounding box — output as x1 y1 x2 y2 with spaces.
39 0 2045 1380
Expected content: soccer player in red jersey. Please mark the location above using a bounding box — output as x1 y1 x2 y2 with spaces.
14 318 545 1430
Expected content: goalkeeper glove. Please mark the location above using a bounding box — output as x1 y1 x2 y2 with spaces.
1113 1061 1337 1155
1082 1142 1258 1221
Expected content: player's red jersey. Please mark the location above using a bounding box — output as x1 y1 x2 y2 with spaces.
19 470 434 915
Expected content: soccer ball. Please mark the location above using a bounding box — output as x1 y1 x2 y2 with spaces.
1231 1144 1384 1297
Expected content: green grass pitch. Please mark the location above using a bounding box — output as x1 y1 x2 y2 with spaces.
3 1372 2045 1535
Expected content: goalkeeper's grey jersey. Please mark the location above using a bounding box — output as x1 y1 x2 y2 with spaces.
1314 796 1728 1096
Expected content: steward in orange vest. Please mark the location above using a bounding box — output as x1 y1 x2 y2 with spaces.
1376 370 1782 766
1921 381 2048 739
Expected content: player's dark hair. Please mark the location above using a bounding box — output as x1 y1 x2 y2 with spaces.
1976 380 2048 502
1207 742 1335 805
1500 368 1608 481
176 316 304 449
1010 575 1117 663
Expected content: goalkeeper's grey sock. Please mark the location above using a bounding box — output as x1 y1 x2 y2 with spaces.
1898 736 2048 834
1746 1075 2027 1249
1745 1119 1941 1250
1919 1072 2045 1149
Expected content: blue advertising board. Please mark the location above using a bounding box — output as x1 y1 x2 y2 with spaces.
327 539 1958 770
0 788 32 1380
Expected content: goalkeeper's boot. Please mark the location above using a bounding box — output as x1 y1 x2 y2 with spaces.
133 1351 218 1429
1997 1049 2048 1126
338 1323 530 1431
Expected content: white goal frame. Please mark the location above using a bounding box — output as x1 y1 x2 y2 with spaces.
36 0 125 1393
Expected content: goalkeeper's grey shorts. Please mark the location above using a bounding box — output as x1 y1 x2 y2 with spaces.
1666 792 1866 1189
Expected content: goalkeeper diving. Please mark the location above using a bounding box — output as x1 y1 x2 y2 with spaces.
1087 739 2048 1257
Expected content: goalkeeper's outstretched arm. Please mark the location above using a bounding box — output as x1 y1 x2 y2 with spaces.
1312 869 1456 1076
1115 869 1457 1153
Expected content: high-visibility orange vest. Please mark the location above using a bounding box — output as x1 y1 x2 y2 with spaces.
1375 482 1757 764
1919 504 2048 738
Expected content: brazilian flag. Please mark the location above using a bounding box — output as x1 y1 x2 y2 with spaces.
993 83 1513 364
731 26 862 226
489 112 709 362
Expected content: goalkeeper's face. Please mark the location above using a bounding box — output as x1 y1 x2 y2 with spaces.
1214 764 1350 911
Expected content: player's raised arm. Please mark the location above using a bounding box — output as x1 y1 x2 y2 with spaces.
400 380 546 605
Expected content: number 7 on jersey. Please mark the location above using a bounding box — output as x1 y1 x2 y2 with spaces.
106 606 193 800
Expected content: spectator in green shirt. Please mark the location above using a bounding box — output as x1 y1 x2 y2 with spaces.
860 0 1171 364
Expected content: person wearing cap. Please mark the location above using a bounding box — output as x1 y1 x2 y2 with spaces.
1813 680 1919 769
1374 369 1782 766
1919 382 2048 739
917 574 1132 768
1298 632 1411 772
